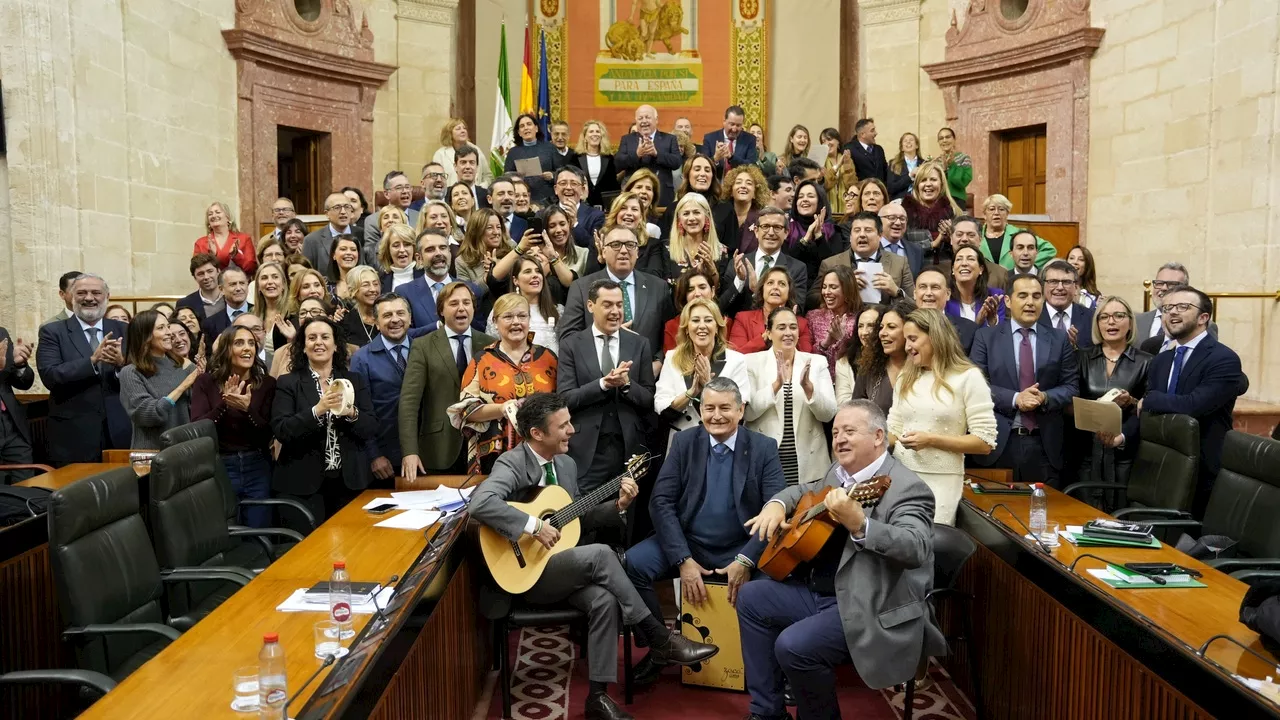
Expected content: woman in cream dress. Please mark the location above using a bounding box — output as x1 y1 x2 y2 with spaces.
888 308 997 524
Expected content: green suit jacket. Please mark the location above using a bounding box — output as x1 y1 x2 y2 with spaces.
398 327 495 470
979 223 1057 272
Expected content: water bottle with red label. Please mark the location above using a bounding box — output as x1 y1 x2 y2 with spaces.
330 561 355 640
258 632 287 719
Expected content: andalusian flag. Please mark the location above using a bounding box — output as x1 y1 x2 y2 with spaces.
519 27 535 114
489 23 515 179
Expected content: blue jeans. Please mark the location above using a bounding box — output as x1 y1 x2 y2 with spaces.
222 449 271 528
624 535 739 622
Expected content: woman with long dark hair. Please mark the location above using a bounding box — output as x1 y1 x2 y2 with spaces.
786 179 845 286
504 112 558 205
659 154 720 239
806 265 862 379
191 325 278 527
946 246 1005 326
852 299 915 415
486 255 565 355
835 304 884 402
271 316 377 528
1067 245 1101 309
118 310 199 448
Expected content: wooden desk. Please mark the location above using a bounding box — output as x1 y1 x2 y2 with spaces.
16 463 125 491
949 485 1280 719
78 490 487 719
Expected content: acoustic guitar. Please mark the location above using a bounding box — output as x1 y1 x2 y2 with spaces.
479 453 651 594
757 476 892 582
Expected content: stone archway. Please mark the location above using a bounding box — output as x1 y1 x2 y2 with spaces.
223 0 395 230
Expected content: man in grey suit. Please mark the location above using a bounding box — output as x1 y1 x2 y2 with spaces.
808 211 913 310
557 280 655 494
739 399 944 720
558 226 674 375
469 393 718 720
303 191 357 277
1134 261 1217 351
363 170 420 267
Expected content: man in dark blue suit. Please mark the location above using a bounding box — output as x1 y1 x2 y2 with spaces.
399 229 483 332
971 273 1079 486
1038 260 1096 350
1139 285 1244 517
841 118 889 184
700 105 758 175
0 327 36 483
553 165 605 248
625 376 786 683
200 267 253 356
615 104 683 206
489 176 527 242
36 274 131 465
349 293 422 486
878 201 926 278
912 266 978 354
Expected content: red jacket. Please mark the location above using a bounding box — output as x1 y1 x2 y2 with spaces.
193 232 258 275
728 309 813 354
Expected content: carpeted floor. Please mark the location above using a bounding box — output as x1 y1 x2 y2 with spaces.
484 625 977 720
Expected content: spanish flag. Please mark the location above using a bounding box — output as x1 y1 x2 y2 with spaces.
519 27 534 114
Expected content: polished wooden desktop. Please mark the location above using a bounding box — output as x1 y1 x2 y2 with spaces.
949 483 1280 719
15 462 124 491
77 489 487 719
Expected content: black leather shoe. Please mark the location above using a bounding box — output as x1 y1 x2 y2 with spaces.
648 632 719 666
783 679 797 706
632 653 669 687
584 693 634 720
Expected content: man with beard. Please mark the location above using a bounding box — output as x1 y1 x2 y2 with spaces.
400 282 495 477
1139 285 1245 517
399 229 482 331
412 162 448 212
175 253 225 324
350 293 417 485
260 196 297 246
489 176 527 241
37 273 131 464
808 211 913 309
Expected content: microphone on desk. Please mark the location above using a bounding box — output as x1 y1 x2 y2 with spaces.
424 470 483 543
285 652 337 717
987 503 1054 556
370 573 401 629
1067 552 1165 584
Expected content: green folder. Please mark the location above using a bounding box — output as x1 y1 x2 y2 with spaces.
1088 564 1206 589
1075 533 1161 549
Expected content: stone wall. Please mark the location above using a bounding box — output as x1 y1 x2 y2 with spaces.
859 0 951 158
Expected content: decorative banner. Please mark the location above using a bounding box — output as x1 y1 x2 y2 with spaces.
534 0 767 141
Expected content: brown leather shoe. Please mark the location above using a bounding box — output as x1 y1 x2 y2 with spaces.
647 631 719 666
584 693 634 720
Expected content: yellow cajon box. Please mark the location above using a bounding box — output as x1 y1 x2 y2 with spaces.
678 581 745 691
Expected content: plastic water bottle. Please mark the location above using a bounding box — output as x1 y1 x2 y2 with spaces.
330 561 354 640
1029 483 1048 541
258 632 287 720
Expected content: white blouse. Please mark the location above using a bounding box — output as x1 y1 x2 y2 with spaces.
887 366 998 476
586 154 602 185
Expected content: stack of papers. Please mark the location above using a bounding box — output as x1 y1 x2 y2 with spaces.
373 509 442 530
276 586 396 614
1059 525 1161 548
363 486 474 513
1086 564 1206 589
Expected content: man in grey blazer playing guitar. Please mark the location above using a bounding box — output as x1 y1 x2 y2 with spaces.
738 399 944 720
470 393 719 720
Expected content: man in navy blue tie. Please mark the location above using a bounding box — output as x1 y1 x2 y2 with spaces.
1138 285 1244 517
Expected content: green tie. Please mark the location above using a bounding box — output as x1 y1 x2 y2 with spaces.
761 254 773 273
543 462 558 486
621 280 633 323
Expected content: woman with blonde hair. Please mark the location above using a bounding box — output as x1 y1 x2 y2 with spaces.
660 154 720 239
576 119 620 207
432 118 491 187
645 192 730 286
448 293 558 473
886 132 925 200
715 163 769 253
455 208 513 284
655 298 750 434
193 201 257 274
417 199 463 245
336 265 383 347
888 307 997 524
903 161 961 256
587 191 658 274
378 223 424 293
778 124 811 175
252 261 291 353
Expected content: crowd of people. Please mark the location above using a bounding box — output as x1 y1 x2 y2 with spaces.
0 104 1251 720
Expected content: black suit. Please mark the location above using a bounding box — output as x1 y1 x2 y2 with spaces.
201 303 254 356
578 153 622 208
36 317 131 465
270 368 379 528
700 129 759 173
557 269 674 364
175 290 223 324
0 327 35 482
615 131 683 207
557 327 656 494
842 140 889 184
948 315 978 355
1039 303 1096 350
472 184 491 209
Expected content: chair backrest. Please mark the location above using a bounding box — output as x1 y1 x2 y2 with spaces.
148 437 232 570
1125 414 1200 510
932 524 977 592
48 467 163 674
1203 431 1280 557
160 420 236 525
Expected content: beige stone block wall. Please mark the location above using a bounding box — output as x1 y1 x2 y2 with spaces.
1087 0 1280 401
858 0 950 157
766 0 841 152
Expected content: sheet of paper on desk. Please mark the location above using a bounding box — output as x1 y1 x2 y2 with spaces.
276 586 395 614
373 509 443 530
390 486 474 506
856 263 883 304
1072 397 1122 435
514 157 543 177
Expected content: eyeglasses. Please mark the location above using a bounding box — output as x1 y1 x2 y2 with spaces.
327 203 354 213
1160 302 1203 315
556 180 583 188
1044 278 1077 287
389 184 413 193
298 309 327 318
605 241 639 251
271 207 295 216
423 172 446 181
498 313 530 323
882 215 907 224
757 223 786 234
1096 312 1130 323
1151 280 1181 290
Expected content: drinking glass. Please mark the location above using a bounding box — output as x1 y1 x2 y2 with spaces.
1040 521 1061 548
231 665 259 712
314 620 347 659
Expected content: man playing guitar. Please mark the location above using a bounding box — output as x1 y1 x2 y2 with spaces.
470 392 719 720
738 399 944 720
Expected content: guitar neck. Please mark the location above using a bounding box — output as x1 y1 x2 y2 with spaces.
550 475 623 529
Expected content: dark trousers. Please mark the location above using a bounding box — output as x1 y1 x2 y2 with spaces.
0 410 33 485
278 472 358 534
993 432 1059 487
579 429 624 496
222 449 271 527
624 535 739 622
737 578 849 720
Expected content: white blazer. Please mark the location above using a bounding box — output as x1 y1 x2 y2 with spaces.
834 357 856 404
744 350 837 484
654 348 751 432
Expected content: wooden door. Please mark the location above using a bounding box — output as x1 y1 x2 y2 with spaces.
998 125 1047 215
291 134 322 215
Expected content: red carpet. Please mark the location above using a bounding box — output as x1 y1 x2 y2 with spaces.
484 626 977 720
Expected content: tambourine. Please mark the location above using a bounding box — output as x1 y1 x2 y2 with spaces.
332 378 355 415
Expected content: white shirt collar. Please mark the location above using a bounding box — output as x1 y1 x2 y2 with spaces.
1174 330 1208 352
710 430 739 452
1050 303 1074 323
426 272 453 286
75 316 104 333
606 268 632 285
527 444 553 468
592 324 616 341
836 450 889 486
328 224 351 236
1011 317 1037 333
448 326 470 339
860 141 872 152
